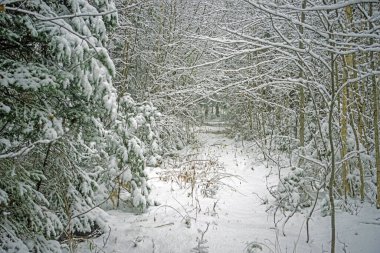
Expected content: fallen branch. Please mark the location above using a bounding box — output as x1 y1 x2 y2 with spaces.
360 221 380 226
154 222 175 228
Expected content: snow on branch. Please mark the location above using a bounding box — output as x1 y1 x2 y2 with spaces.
251 0 379 12
224 27 332 71
0 138 57 159
5 6 117 21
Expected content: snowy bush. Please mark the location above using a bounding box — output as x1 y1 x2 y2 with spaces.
273 167 313 211
100 97 162 211
159 152 240 200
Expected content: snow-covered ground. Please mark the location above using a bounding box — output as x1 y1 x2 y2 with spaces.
79 124 380 253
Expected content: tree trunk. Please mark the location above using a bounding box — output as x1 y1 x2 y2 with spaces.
298 0 306 163
298 0 306 166
341 57 349 200
369 3 380 208
328 56 336 253
327 3 336 250
352 55 365 201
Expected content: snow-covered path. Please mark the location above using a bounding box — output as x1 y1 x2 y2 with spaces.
80 124 380 253
193 124 277 252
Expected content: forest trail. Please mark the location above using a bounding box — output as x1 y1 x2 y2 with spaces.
80 123 379 253
191 122 278 252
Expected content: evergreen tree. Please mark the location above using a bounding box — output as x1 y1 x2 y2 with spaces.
0 1 160 251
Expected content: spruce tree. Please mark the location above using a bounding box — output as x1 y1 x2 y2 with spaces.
0 1 160 251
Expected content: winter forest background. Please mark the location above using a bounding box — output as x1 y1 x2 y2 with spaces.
0 0 379 252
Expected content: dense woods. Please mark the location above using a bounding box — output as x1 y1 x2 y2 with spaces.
0 0 379 252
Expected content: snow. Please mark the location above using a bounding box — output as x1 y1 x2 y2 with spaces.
0 102 11 113
78 124 380 253
44 128 58 140
0 189 9 205
122 169 133 183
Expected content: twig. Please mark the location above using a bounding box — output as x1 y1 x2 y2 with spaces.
191 223 210 253
252 191 268 204
102 226 112 250
152 239 156 253
359 221 380 226
154 204 186 220
154 222 174 228
306 182 324 243
282 203 300 236
293 219 305 253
